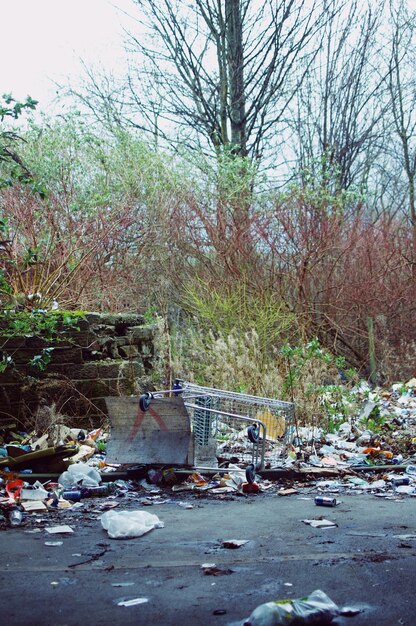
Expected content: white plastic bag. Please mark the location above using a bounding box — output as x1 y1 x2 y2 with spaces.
58 462 101 488
243 590 339 626
101 510 164 539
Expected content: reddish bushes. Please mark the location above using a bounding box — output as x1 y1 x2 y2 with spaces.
2 171 415 381
171 185 416 380
0 185 136 311
254 194 416 380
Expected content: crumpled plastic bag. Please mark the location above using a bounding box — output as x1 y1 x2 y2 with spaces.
58 462 101 488
243 589 339 626
101 510 164 539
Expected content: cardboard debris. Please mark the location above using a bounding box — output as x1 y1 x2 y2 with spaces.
21 501 48 512
278 488 299 496
302 519 338 528
45 525 74 534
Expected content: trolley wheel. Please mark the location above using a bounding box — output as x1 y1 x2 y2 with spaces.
247 424 260 444
139 392 153 412
245 464 256 483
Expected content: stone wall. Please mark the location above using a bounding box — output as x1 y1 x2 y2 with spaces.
0 313 158 427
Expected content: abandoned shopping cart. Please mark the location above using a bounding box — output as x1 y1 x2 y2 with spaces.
105 380 295 480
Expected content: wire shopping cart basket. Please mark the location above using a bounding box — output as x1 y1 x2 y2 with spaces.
138 380 295 471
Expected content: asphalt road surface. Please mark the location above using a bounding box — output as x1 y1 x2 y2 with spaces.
0 491 415 625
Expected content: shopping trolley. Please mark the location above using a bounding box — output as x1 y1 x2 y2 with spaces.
138 380 295 475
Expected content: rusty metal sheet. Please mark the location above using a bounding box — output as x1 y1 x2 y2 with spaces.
105 396 194 465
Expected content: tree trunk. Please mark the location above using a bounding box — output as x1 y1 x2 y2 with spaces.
225 0 247 156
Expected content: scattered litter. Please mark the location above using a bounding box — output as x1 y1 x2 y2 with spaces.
221 539 249 549
45 525 74 534
1 376 416 542
371 480 386 489
242 482 260 494
21 501 47 512
5 478 23 502
395 485 415 495
201 563 234 576
101 510 164 539
242 589 340 625
117 597 148 607
302 519 337 528
314 496 337 507
212 609 227 615
278 488 298 496
8 507 23 526
391 476 410 486
340 606 365 617
393 534 416 540
21 482 49 501
58 463 101 488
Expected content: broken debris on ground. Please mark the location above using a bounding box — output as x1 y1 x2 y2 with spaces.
1 378 416 530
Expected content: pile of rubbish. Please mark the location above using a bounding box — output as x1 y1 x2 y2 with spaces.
0 422 116 528
1 378 416 529
0 423 108 473
282 378 416 470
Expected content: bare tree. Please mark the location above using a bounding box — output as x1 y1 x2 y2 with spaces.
387 0 416 239
123 0 330 160
288 0 387 194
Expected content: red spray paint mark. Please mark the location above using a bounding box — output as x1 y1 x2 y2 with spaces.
127 405 169 443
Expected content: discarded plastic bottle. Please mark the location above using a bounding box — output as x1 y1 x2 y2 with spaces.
80 483 115 498
315 496 337 507
9 507 23 527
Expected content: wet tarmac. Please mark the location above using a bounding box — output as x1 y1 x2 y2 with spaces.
0 490 415 625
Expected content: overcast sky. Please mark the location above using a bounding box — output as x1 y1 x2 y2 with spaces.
1 0 134 112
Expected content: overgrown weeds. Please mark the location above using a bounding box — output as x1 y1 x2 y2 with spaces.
170 323 360 431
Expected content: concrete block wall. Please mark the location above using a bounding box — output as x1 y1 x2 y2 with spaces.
0 313 158 427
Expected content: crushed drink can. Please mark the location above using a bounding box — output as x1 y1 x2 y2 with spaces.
61 490 82 502
392 477 410 486
314 496 337 507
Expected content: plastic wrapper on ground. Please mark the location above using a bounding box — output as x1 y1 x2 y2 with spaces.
100 510 164 539
243 589 339 626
